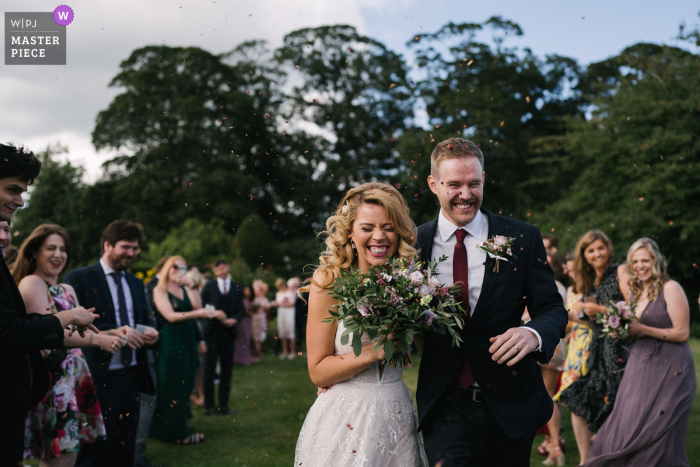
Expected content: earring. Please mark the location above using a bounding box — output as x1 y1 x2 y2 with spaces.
351 241 356 249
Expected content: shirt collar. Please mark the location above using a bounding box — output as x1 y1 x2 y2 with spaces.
100 257 116 276
437 209 485 243
217 276 230 284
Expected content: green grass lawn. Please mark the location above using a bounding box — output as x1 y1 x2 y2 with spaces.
28 339 700 466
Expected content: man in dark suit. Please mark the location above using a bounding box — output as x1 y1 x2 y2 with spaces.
0 144 97 466
65 220 159 467
200 259 244 415
416 138 568 466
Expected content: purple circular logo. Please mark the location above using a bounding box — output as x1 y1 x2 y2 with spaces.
53 5 74 26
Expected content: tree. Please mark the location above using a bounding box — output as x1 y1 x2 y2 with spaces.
533 43 700 309
233 213 283 270
90 43 320 250
275 25 414 209
136 218 236 271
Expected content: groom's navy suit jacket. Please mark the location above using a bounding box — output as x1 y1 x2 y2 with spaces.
64 262 156 395
416 208 567 439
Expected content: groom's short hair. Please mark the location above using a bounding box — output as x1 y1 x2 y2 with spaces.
430 138 484 178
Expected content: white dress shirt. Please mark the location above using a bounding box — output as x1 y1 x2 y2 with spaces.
430 210 542 351
100 258 138 369
217 276 231 296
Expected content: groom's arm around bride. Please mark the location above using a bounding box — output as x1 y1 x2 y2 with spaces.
416 138 568 467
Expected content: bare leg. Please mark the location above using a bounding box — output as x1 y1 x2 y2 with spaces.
288 338 296 359
571 412 591 465
540 367 563 464
280 338 288 358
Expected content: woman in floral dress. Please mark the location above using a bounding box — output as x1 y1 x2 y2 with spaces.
12 224 122 466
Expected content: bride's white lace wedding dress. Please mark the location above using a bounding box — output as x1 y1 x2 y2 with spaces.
295 322 428 466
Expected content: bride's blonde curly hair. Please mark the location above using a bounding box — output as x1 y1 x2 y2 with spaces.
307 182 417 290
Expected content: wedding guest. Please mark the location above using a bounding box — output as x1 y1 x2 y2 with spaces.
185 265 207 408
13 225 123 466
65 220 160 467
135 255 168 467
291 277 308 354
150 256 222 443
0 143 98 466
200 259 244 416
584 238 696 466
558 230 630 465
234 284 255 366
542 233 559 257
537 254 567 466
251 280 271 362
274 277 296 359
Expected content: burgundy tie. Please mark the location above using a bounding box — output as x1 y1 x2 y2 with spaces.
453 229 474 389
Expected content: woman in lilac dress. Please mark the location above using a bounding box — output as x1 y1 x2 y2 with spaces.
234 285 255 366
585 238 696 466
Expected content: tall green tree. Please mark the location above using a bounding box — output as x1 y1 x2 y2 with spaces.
533 43 700 307
275 25 414 212
91 43 319 249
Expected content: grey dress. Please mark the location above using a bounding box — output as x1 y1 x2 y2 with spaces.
585 288 697 466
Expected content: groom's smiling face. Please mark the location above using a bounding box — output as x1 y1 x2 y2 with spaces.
428 155 485 227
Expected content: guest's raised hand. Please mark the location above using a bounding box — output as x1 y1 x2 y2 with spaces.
628 321 643 338
489 327 538 366
95 334 122 354
125 328 145 350
214 310 227 321
141 329 159 345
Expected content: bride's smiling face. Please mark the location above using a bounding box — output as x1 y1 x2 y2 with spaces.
349 203 399 272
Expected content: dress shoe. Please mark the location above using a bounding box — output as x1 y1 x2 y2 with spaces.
219 407 234 416
204 408 217 416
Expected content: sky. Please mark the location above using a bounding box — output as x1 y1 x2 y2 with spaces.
1 0 698 181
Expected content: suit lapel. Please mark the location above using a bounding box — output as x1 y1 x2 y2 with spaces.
418 219 439 263
471 209 504 323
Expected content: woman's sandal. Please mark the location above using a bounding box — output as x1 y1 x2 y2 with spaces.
537 435 550 456
175 433 205 445
542 446 565 466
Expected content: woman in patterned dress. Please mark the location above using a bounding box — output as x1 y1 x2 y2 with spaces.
12 224 122 466
557 230 631 465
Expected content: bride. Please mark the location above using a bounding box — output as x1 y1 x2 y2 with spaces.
295 182 429 467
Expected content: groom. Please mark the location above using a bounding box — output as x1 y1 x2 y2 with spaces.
416 138 567 466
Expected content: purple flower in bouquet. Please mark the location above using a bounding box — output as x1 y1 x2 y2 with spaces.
423 309 438 326
410 271 424 284
387 288 401 306
608 314 621 329
428 276 440 289
420 284 434 296
357 301 372 317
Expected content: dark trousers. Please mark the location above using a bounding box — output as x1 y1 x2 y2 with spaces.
0 418 25 467
203 337 234 410
423 384 535 467
77 366 141 467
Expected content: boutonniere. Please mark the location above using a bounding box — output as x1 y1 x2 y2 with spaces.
478 235 515 273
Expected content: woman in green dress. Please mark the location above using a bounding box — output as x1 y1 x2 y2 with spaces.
150 255 226 444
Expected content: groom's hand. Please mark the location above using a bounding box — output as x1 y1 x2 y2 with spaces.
489 327 538 366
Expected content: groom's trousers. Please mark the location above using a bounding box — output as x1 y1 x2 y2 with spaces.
423 384 535 467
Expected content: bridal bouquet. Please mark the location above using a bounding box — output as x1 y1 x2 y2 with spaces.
597 300 636 339
325 256 468 368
